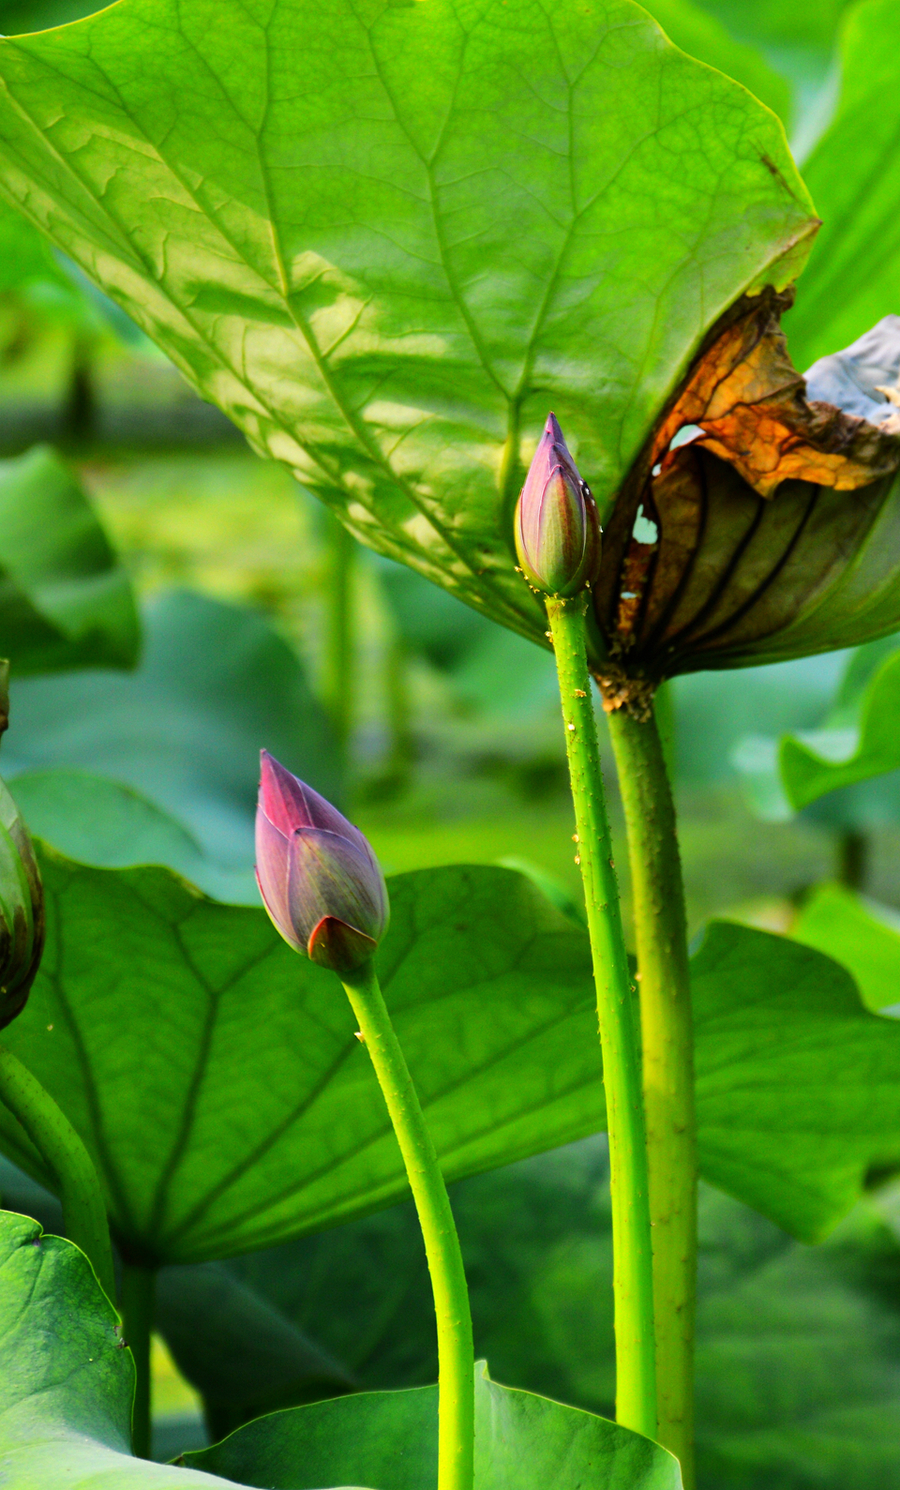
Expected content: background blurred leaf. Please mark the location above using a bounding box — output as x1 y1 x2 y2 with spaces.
0 0 815 650
0 445 138 674
670 652 849 788
185 1361 682 1490
0 198 64 292
641 0 791 122
792 881 900 1015
730 638 900 834
691 0 853 53
156 1264 354 1439
3 587 338 880
0 0 106 31
377 559 558 721
8 770 256 903
779 649 900 811
785 0 900 369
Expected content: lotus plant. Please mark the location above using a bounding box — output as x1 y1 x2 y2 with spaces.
11 2 900 1481
256 752 474 1490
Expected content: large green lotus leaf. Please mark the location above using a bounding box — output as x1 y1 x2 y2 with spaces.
3 587 338 878
184 1362 681 1490
692 920 900 1240
0 445 138 674
792 882 900 1016
4 846 900 1266
784 0 900 371
0 0 816 648
0 1210 262 1489
0 852 614 1264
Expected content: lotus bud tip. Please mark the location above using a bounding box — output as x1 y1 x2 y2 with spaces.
514 413 601 598
255 752 389 976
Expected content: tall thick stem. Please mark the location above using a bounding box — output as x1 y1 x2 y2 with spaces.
0 1042 114 1300
545 595 656 1440
607 703 696 1487
120 1261 156 1459
341 961 474 1490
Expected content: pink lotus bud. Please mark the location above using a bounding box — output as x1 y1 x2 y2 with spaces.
514 413 601 597
255 752 389 975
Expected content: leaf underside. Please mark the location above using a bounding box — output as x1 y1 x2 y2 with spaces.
0 0 817 671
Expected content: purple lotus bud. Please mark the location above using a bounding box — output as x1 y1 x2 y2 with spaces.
514 413 601 598
0 773 44 1031
255 751 389 975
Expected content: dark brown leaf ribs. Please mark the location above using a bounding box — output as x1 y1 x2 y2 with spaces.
593 291 900 707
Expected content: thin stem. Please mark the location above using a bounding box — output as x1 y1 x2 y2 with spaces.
340 960 473 1490
120 1261 156 1459
384 632 415 789
607 702 696 1488
545 594 657 1441
0 1042 114 1300
325 511 356 765
837 827 867 890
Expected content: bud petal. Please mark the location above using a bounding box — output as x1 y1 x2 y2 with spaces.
515 413 601 597
308 916 378 975
0 776 44 1030
255 753 388 974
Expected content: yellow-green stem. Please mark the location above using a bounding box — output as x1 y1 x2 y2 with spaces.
0 1042 114 1300
120 1260 156 1458
607 702 696 1488
341 961 474 1490
545 594 657 1441
325 511 356 763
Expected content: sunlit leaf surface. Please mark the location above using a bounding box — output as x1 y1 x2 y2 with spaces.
0 0 816 655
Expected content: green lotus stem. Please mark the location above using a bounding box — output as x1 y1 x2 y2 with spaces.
607 703 696 1487
544 594 657 1441
340 960 474 1490
120 1260 156 1459
0 1042 114 1301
